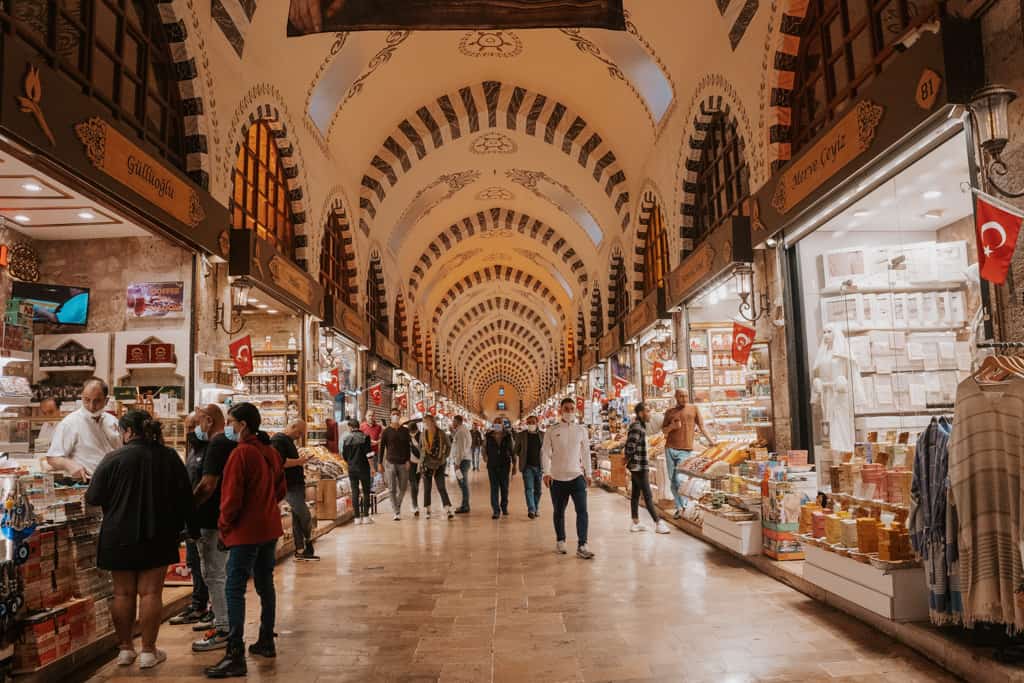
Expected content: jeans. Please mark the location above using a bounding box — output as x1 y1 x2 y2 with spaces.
286 483 312 550
523 465 543 514
630 469 659 524
349 470 372 518
665 448 692 511
551 476 589 547
488 467 510 514
225 540 277 646
422 466 451 509
185 539 208 612
457 460 472 510
471 446 481 470
196 528 229 630
385 462 410 514
409 461 422 511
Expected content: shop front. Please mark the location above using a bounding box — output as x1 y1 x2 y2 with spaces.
367 330 400 422
318 294 370 442
623 288 676 419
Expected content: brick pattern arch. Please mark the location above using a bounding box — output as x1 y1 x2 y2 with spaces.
589 285 604 343
408 207 588 300
411 315 423 363
445 297 555 346
633 190 670 304
465 340 544 379
366 254 388 336
319 199 359 307
470 374 533 407
430 266 566 328
470 357 537 392
155 0 211 189
608 250 629 329
234 107 310 267
394 293 408 350
359 81 631 235
678 94 747 258
576 308 586 361
454 323 551 368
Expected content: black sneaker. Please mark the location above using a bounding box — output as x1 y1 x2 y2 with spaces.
296 544 320 562
502 509 509 517
491 513 500 520
170 607 205 625
192 611 216 631
205 641 246 678
528 512 536 519
248 639 276 658
454 507 470 514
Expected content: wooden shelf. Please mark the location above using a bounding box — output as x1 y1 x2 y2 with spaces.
40 366 96 373
253 350 299 356
126 362 177 370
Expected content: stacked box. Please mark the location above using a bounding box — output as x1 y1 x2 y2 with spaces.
68 511 112 601
15 612 59 670
65 598 95 652
93 596 113 637
22 529 75 612
3 298 34 354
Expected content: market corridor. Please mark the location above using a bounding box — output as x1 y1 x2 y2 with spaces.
84 472 953 682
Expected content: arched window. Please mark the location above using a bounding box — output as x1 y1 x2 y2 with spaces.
394 294 408 350
790 0 935 152
694 113 749 242
589 287 604 342
2 0 187 170
411 316 423 363
319 204 355 307
232 121 296 258
641 196 670 295
609 256 629 328
365 257 387 335
576 309 586 360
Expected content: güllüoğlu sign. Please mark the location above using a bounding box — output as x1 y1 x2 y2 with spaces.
74 117 206 228
770 100 885 215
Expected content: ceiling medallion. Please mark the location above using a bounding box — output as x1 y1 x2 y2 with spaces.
471 132 517 155
458 31 523 58
476 187 514 201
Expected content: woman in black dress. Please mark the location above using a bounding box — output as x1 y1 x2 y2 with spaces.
86 410 192 670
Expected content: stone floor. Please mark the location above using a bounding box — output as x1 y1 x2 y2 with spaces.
83 471 958 682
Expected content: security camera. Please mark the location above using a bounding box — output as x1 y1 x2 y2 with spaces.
895 19 940 51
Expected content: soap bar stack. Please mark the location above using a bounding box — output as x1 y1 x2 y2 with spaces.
840 518 859 548
799 503 822 534
878 521 913 561
856 517 881 553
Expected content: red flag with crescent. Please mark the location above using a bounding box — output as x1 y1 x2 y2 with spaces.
652 361 666 388
326 368 341 396
229 336 253 377
396 393 408 410
576 397 584 414
731 323 756 365
415 400 425 414
591 388 602 402
429 404 437 416
975 190 1024 284
612 375 629 398
368 382 384 406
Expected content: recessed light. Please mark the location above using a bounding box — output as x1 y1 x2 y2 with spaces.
266 309 278 314
852 210 872 217
256 304 268 309
922 209 945 219
21 183 42 192
247 298 259 305
765 237 778 248
12 215 30 223
77 211 95 220
922 190 942 199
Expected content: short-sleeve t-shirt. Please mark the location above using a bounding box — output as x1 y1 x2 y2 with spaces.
271 433 304 488
195 433 235 530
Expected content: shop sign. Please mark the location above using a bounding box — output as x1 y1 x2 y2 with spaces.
624 288 665 342
229 231 323 317
373 330 400 367
126 281 184 319
770 100 884 215
598 325 622 359
666 217 753 309
581 349 597 372
666 242 715 306
323 295 369 347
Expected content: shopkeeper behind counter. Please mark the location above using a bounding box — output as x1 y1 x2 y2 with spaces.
46 378 120 481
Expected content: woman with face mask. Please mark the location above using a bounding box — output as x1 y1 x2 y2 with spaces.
419 415 455 520
86 410 193 670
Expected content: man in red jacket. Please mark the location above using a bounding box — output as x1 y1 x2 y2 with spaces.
206 403 286 679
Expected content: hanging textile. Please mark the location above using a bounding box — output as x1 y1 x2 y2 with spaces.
909 416 961 625
947 377 1024 630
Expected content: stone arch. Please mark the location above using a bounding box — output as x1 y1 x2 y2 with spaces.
359 81 631 234
394 292 408 349
443 297 555 347
318 192 360 307
366 252 388 336
607 247 629 329
453 322 551 368
589 282 604 343
407 207 588 301
633 182 670 303
430 266 567 328
765 0 812 172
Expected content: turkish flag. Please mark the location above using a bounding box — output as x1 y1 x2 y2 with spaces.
229 336 254 377
576 397 584 414
652 361 666 388
591 388 602 402
326 368 341 396
975 190 1024 284
731 322 756 365
397 393 408 410
612 375 629 397
429 404 437 416
368 382 384 406
415 400 425 414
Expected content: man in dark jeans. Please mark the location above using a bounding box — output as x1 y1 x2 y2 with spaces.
271 420 317 561
542 397 594 560
171 418 212 627
624 403 671 534
514 415 545 519
342 419 374 524
484 420 516 519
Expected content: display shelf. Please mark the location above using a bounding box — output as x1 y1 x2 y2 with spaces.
803 544 928 621
827 491 909 513
819 280 967 296
39 366 95 373
0 350 32 363
0 397 32 407
701 511 760 556
125 362 177 370
678 468 729 481
254 349 299 356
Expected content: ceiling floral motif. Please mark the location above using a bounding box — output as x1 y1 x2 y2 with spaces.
458 30 523 58
471 132 517 155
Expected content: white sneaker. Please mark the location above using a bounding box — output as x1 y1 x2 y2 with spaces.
556 541 567 554
116 650 137 666
630 522 647 533
446 506 454 520
354 517 363 525
365 516 375 525
656 520 672 534
576 545 595 560
138 649 166 669
393 513 401 521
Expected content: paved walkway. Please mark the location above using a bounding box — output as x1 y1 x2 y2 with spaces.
85 470 955 682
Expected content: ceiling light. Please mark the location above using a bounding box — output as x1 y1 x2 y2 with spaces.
77 211 95 220
12 215 29 223
266 309 278 314
256 304 268 309
765 237 778 248
247 298 259 305
852 210 872 217
21 183 42 192
922 190 942 199
922 209 945 219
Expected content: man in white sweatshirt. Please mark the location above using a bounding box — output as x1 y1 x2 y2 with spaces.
542 397 594 560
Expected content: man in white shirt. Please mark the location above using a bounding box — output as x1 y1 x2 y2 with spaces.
46 378 120 481
35 398 61 450
450 416 473 514
542 397 594 560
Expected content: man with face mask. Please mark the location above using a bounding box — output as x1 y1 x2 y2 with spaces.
542 397 594 559
46 378 120 481
379 409 414 520
513 416 545 519
484 419 516 519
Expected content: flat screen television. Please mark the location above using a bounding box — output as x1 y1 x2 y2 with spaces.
11 282 90 326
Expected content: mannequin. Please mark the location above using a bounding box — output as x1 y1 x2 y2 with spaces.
812 324 865 454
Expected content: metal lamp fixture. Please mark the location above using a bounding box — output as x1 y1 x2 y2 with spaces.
969 84 1024 198
734 264 768 323
216 281 250 334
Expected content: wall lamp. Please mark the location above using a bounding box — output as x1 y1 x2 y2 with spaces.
216 280 250 335
735 263 769 323
970 84 1024 198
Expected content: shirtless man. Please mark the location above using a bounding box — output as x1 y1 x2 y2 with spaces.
661 390 715 519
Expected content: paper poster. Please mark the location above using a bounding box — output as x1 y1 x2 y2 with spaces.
127 282 185 319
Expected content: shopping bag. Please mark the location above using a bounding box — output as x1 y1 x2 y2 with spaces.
447 459 458 483
372 472 384 493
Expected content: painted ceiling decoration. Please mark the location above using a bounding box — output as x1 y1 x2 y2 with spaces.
385 170 482 243
506 168 612 241
443 297 555 346
716 0 761 50
451 321 551 365
476 187 515 201
358 81 630 236
430 265 566 328
470 132 517 154
286 0 626 34
212 0 256 57
458 30 523 57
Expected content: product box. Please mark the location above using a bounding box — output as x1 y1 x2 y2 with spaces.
150 343 174 364
126 344 151 364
